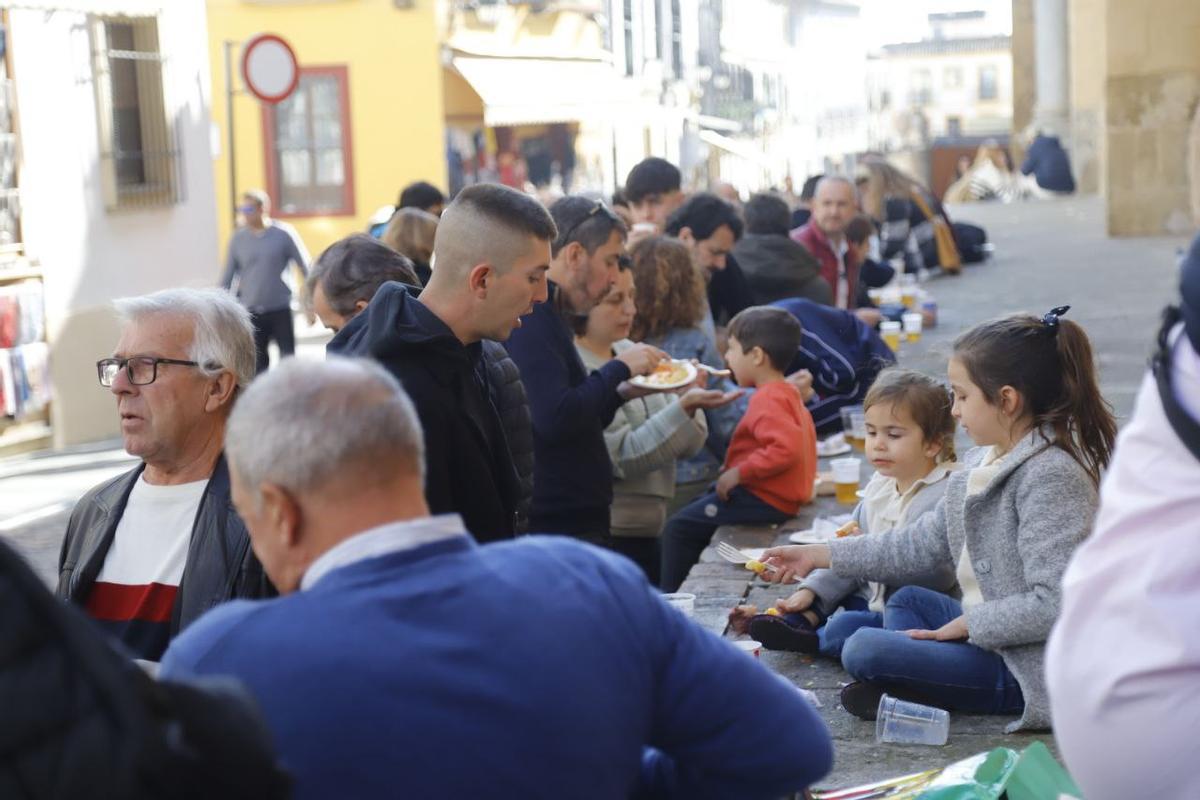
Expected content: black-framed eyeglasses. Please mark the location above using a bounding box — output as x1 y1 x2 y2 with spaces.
97 356 206 387
557 201 620 249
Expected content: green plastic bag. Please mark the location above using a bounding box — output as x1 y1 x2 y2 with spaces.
916 742 1082 800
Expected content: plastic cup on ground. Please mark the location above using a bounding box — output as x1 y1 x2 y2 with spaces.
831 457 861 504
881 320 902 351
902 312 923 343
875 694 950 746
662 592 695 617
732 640 762 658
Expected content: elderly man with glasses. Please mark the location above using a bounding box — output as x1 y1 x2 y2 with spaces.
57 288 274 662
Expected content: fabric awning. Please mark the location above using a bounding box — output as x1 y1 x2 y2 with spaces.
698 129 773 168
451 56 633 127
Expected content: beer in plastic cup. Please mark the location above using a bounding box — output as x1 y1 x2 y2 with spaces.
881 320 902 351
902 312 923 343
850 411 867 451
875 694 950 746
831 457 861 504
839 406 862 447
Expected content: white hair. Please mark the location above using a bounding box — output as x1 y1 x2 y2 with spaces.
113 287 256 389
225 358 425 499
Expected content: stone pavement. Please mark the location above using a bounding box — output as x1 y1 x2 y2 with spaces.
680 195 1190 791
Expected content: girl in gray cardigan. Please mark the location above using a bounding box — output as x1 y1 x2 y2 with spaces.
762 307 1117 732
749 369 959 658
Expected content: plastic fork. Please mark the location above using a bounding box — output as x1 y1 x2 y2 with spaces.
695 363 732 378
715 541 777 573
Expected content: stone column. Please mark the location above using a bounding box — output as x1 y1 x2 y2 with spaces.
1033 0 1070 137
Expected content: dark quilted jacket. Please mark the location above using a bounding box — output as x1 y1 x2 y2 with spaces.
482 340 534 533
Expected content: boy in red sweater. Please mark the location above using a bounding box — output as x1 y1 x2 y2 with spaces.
660 306 817 591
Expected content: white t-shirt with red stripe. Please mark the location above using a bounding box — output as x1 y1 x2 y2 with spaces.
84 475 206 661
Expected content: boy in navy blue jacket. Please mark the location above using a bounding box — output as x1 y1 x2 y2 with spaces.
505 196 664 542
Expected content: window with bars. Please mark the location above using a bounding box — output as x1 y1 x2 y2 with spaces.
90 16 182 211
670 0 682 79
263 66 355 216
622 0 635 76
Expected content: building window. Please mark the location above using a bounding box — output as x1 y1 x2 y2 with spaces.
623 0 635 76
946 116 962 137
943 66 963 89
670 0 683 79
979 65 998 100
653 0 663 60
910 69 932 107
262 66 355 217
90 16 181 211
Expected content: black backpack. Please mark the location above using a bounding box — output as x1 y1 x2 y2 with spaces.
0 540 291 799
1151 306 1200 462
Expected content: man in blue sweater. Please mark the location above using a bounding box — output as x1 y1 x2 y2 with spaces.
160 359 833 800
505 196 665 543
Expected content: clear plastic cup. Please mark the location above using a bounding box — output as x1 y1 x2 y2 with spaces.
662 592 695 617
839 405 863 448
902 312 923 343
831 457 861 504
875 694 950 746
881 320 902 352
732 640 762 658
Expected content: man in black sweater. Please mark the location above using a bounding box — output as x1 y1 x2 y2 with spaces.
328 184 554 542
504 196 664 543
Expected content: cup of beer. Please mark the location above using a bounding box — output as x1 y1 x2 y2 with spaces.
850 411 867 451
881 320 902 351
831 457 861 504
902 312 923 343
839 406 862 447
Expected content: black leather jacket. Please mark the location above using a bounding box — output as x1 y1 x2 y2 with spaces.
56 455 274 637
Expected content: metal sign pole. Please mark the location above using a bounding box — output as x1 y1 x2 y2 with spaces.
224 40 237 226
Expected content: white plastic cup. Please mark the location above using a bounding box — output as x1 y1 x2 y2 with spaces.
875 694 950 746
662 592 695 617
732 640 762 658
830 457 861 484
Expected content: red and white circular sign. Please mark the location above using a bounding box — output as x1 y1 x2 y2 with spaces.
240 34 299 104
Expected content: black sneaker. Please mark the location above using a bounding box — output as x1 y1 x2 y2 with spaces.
748 613 820 654
839 681 886 720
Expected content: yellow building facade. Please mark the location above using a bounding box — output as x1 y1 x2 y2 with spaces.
206 0 447 263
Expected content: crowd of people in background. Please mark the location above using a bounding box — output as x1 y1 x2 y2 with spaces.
5 143 1198 800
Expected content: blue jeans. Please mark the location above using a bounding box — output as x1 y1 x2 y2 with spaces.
818 608 881 658
839 586 1025 715
660 488 789 592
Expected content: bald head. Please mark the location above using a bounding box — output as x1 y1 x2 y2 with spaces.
812 176 858 239
428 184 557 285
226 358 425 500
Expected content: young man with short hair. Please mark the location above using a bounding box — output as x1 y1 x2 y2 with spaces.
328 183 552 543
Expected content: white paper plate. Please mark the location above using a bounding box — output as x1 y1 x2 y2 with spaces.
817 437 852 457
629 359 698 391
789 529 834 544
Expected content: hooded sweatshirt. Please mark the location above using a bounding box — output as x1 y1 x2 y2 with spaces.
327 282 519 542
733 233 834 307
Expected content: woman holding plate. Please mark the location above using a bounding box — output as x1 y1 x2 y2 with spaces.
575 260 741 578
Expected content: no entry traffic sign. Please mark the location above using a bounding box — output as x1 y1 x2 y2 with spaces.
240 34 299 105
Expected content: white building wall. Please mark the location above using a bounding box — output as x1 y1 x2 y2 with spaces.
10 1 219 446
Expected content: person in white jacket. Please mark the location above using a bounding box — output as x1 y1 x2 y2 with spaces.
1046 246 1200 799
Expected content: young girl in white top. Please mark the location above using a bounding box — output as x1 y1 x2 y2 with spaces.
762 307 1117 731
749 369 959 657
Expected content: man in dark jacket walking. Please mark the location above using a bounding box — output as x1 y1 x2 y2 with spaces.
58 288 273 662
328 184 553 542
734 193 833 307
